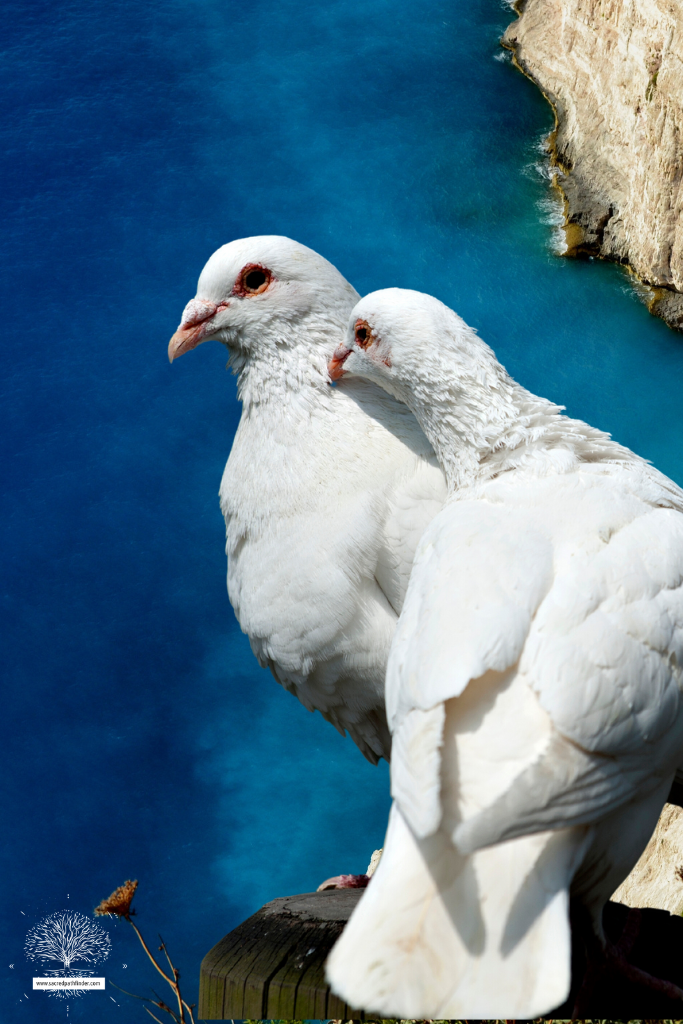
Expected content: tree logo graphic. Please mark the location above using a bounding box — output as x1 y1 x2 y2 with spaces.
25 911 111 998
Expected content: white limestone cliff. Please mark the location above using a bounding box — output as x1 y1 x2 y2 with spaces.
612 803 683 913
504 0 683 329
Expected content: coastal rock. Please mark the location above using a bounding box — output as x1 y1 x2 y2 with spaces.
612 802 683 914
504 0 683 329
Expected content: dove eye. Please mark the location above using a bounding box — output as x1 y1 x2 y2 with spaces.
354 320 372 348
245 269 266 290
234 264 273 296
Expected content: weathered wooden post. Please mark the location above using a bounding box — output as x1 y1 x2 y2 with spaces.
198 888 366 1020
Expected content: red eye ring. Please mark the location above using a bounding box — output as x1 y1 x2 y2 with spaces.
232 263 274 297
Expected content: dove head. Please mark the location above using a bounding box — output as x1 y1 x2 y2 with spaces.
329 287 498 401
169 236 359 403
329 288 522 488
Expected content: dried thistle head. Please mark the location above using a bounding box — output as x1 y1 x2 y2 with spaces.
95 879 138 919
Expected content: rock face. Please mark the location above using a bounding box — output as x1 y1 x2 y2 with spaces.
612 802 683 913
504 0 683 329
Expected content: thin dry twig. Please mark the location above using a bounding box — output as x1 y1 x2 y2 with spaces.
143 1007 166 1024
157 934 185 1023
159 935 175 975
150 987 182 1024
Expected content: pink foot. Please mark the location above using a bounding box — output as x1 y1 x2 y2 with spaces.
316 873 369 891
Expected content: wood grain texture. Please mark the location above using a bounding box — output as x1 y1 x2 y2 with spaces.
198 889 367 1020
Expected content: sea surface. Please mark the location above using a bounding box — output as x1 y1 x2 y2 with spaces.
4 0 683 1020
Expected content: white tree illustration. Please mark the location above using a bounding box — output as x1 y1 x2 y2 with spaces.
25 911 111 974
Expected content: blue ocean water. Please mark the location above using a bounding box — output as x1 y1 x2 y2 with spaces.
4 0 683 1020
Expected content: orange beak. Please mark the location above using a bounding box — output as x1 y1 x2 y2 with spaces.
328 344 352 381
167 299 228 363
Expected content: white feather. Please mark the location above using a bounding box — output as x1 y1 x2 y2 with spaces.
172 242 447 762
327 288 683 1016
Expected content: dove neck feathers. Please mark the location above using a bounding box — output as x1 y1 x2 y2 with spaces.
395 352 632 494
228 310 346 413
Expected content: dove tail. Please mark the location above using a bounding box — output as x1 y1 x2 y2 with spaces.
326 802 591 1019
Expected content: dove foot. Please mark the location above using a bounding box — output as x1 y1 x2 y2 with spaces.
316 873 369 891
316 849 382 891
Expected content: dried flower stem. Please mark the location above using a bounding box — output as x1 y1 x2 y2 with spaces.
95 881 195 1024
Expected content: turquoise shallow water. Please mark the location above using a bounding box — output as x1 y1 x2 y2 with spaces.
3 0 683 1019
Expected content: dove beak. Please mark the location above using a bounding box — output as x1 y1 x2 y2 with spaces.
168 301 229 363
328 345 352 381
168 323 208 362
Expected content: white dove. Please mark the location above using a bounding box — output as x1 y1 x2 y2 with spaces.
168 240 446 764
325 288 683 1018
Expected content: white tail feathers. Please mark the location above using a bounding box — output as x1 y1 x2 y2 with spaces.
326 802 591 1019
391 704 445 837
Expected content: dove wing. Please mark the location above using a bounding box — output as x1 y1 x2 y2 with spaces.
388 481 683 846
